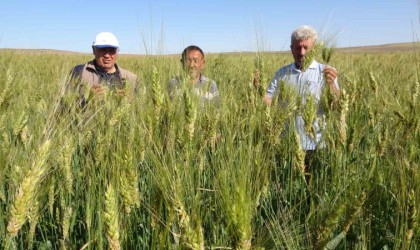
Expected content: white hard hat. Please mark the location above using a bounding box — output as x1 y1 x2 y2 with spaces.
93 32 119 48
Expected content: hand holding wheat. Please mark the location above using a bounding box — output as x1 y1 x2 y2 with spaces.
91 83 105 96
323 66 337 85
115 88 125 96
324 66 340 97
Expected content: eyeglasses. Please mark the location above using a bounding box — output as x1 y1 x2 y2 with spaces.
96 47 118 55
182 58 203 65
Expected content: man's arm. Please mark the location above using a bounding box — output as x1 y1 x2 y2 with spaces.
168 78 180 98
264 73 279 106
67 65 84 91
209 81 221 108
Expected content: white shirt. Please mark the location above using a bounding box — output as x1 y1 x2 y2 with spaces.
266 60 339 150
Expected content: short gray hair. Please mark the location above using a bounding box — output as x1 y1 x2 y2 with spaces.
291 25 318 44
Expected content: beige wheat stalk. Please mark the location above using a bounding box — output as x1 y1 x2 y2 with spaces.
48 176 55 215
62 206 73 243
120 154 140 214
378 127 388 156
27 197 40 248
248 74 256 112
339 89 349 146
293 131 305 176
412 80 419 104
20 125 29 146
104 183 121 250
109 97 131 127
7 139 51 237
264 105 273 137
0 114 6 135
0 68 13 107
183 91 196 142
203 112 218 151
151 66 163 125
175 198 205 250
302 93 317 139
405 189 417 247
343 74 357 104
94 132 106 167
254 53 267 97
369 71 378 98
0 113 6 200
62 139 75 195
85 186 92 229
13 111 28 139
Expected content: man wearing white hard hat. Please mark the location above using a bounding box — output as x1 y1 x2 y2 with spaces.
69 32 137 107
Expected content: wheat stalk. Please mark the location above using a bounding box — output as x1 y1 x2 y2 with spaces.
7 139 51 237
62 206 73 244
183 90 196 142
0 68 13 107
152 66 163 125
405 189 417 248
339 89 349 146
302 93 317 139
368 71 378 98
175 198 205 250
302 42 323 72
104 183 121 250
119 153 140 214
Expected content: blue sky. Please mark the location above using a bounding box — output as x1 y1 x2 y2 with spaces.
0 0 419 54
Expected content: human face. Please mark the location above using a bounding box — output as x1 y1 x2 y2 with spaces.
94 47 118 73
291 39 314 70
182 49 205 80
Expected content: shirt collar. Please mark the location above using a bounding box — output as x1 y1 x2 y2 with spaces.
198 74 207 82
292 60 319 72
179 74 207 84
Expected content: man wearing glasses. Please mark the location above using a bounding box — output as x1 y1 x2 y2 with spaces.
69 32 137 107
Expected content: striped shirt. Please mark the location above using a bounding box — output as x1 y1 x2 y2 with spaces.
169 74 220 107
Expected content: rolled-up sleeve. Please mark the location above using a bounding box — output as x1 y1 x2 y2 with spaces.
266 73 279 98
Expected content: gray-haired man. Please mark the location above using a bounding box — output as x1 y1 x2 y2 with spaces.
264 25 340 182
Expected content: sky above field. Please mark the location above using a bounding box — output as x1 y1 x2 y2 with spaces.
0 0 419 54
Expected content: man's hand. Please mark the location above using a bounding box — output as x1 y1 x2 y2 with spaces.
116 88 125 96
263 95 272 106
323 66 340 97
91 83 105 96
323 66 337 86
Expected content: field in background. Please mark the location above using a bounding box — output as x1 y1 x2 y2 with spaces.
2 41 420 55
0 47 419 249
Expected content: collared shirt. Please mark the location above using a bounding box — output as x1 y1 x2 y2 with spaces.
168 74 220 107
95 66 123 90
266 60 339 150
68 60 138 107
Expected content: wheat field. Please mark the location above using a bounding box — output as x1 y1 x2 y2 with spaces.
0 48 419 249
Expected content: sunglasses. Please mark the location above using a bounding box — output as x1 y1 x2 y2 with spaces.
96 47 118 55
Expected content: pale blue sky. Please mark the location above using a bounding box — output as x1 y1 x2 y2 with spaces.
0 0 419 54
